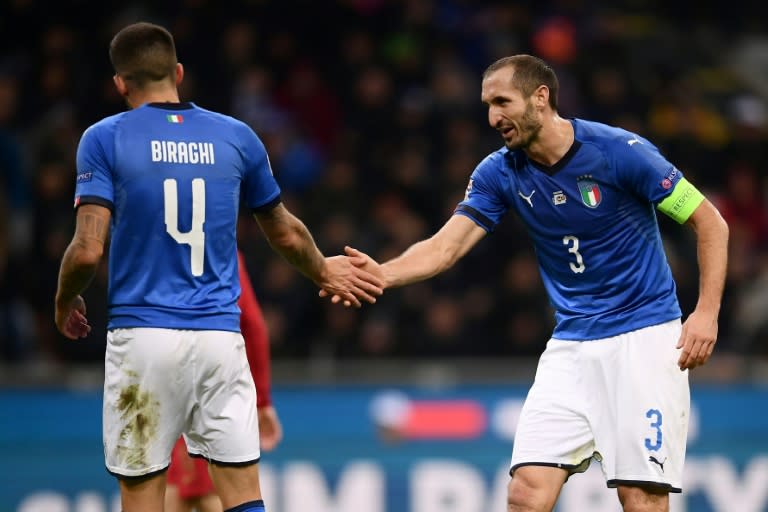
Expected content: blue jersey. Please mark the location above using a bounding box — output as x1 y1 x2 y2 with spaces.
456 119 682 340
74 102 280 331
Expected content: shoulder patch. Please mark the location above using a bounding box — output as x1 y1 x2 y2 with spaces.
77 171 93 183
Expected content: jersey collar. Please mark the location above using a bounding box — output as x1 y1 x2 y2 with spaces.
146 101 195 110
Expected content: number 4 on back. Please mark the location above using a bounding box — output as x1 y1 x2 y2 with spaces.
164 178 206 276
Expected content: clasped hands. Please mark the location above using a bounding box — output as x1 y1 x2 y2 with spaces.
319 246 382 307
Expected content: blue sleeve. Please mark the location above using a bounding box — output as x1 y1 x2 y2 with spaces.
454 155 510 232
237 123 281 211
74 123 115 210
612 136 683 204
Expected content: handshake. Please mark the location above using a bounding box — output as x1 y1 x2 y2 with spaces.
318 246 385 308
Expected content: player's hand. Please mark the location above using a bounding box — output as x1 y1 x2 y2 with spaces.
319 246 385 307
676 310 718 370
317 249 384 308
54 295 91 340
258 405 283 451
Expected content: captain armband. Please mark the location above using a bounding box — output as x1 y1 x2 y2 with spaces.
656 177 705 224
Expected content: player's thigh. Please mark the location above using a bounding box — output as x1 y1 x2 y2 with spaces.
104 328 194 477
617 484 669 512
508 465 568 512
511 340 594 471
187 331 260 463
610 320 688 491
208 462 262 510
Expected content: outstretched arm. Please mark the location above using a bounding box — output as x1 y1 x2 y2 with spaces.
254 203 383 307
322 215 487 306
55 204 111 339
677 198 728 370
381 215 487 288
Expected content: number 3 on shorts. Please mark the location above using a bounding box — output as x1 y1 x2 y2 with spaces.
644 408 663 451
164 178 206 276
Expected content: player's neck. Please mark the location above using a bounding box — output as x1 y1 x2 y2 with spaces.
525 115 573 167
126 88 181 109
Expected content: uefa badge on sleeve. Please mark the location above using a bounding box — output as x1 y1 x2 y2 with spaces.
577 176 602 208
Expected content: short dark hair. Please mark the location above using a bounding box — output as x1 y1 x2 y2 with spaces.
109 22 177 88
483 55 559 111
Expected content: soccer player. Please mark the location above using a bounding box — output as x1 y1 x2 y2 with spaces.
165 250 283 512
53 22 382 512
324 54 728 512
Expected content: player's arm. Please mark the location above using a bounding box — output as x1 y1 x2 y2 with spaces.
54 204 111 339
253 203 383 307
382 215 486 288
684 198 729 319
253 203 324 280
337 215 486 295
658 180 729 369
676 198 728 370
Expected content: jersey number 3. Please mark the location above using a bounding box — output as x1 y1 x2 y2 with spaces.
563 235 586 273
164 178 206 276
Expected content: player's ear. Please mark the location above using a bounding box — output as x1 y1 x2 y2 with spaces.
532 84 549 110
175 63 184 86
113 74 128 97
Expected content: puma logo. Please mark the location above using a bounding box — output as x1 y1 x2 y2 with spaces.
518 189 535 207
628 138 642 146
649 456 666 472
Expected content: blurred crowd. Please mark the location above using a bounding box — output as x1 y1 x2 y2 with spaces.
1 0 767 366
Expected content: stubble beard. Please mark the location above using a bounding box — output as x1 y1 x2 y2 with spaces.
505 102 542 151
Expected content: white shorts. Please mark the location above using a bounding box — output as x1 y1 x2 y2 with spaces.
103 328 260 477
510 319 689 492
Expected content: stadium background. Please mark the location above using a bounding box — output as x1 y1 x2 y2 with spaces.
1 1 767 511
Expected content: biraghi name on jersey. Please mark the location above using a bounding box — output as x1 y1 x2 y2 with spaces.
151 140 215 164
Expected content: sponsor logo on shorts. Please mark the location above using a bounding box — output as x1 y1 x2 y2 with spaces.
649 455 666 472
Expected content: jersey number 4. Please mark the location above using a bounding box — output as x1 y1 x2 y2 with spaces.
163 178 206 276
563 235 586 273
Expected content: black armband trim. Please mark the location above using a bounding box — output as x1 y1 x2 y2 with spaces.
454 204 495 232
76 195 114 212
250 195 282 214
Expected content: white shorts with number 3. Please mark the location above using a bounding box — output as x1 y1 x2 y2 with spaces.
103 327 260 477
510 319 689 492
